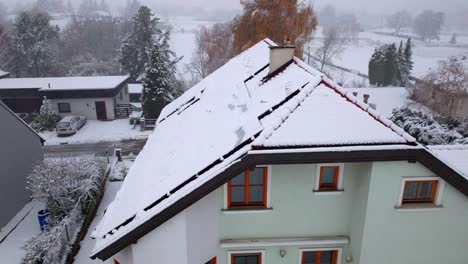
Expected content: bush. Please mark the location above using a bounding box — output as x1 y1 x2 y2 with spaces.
391 107 467 145
31 97 62 132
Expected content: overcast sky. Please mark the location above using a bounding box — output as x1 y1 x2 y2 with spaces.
2 0 467 15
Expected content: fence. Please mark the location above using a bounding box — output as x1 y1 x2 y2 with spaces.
115 104 142 118
139 117 157 131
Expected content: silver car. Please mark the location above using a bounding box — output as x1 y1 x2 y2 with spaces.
56 116 87 135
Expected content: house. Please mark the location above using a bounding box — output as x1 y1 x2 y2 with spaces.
0 75 131 120
0 70 9 79
90 40 468 264
128 83 143 103
0 101 44 228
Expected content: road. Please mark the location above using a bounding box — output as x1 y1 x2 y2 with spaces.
43 138 148 157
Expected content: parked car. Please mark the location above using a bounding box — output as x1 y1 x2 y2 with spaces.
56 116 87 135
129 111 143 125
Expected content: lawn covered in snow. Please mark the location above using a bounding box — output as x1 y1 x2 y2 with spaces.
39 119 152 145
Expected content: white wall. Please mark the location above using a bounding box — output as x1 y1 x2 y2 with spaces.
51 97 115 120
113 192 220 264
115 84 131 105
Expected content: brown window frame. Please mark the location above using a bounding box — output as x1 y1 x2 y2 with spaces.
227 166 268 209
231 253 262 264
402 180 438 204
205 257 216 264
301 250 339 264
318 166 340 191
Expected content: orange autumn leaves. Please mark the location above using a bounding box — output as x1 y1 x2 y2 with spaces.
233 0 317 57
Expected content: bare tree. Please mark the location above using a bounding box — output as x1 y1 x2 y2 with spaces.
387 11 412 34
411 57 468 116
413 10 444 41
315 27 348 71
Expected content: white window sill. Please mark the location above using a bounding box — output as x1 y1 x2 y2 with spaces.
313 190 344 195
222 208 273 214
395 204 443 212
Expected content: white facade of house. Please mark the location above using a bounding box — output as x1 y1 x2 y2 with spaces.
50 85 130 120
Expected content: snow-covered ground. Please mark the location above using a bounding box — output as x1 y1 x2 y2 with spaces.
0 200 46 264
345 87 410 118
309 28 468 85
39 119 152 145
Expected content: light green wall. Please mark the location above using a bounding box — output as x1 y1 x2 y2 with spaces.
359 161 468 264
218 163 373 264
217 161 468 264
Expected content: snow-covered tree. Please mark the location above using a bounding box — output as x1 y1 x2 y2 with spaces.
395 40 412 86
391 107 467 145
27 156 105 218
31 97 62 131
413 10 444 41
142 31 179 119
11 11 61 77
315 26 347 71
387 10 412 34
369 47 386 86
78 0 99 17
404 38 414 73
120 6 160 81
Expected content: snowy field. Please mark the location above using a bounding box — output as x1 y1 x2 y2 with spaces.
0 200 46 264
39 119 153 145
309 28 468 85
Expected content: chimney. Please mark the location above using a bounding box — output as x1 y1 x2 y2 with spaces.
352 91 358 97
269 43 296 74
363 94 370 104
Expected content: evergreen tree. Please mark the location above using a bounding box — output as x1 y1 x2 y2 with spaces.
31 97 62 131
396 41 411 86
369 47 386 86
120 6 160 81
11 12 60 77
404 38 413 73
449 33 457 45
142 31 179 119
383 44 398 86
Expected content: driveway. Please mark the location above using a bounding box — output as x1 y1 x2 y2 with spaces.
43 138 148 157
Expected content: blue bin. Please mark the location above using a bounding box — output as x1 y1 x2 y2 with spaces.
37 209 49 232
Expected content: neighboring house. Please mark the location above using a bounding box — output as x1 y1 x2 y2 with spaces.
90 40 468 264
128 83 143 103
0 70 9 79
0 76 131 120
0 101 44 228
414 83 468 118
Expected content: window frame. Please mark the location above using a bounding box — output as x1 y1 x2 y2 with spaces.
57 102 71 113
205 257 217 264
397 177 445 208
314 163 344 193
299 248 342 264
226 166 269 209
228 250 264 264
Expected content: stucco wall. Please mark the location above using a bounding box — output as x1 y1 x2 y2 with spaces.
358 161 468 264
0 105 43 227
51 97 115 120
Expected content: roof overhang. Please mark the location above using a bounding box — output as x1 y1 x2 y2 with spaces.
91 145 468 260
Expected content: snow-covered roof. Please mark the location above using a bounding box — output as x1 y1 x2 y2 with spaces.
429 145 468 181
91 39 417 258
0 76 130 91
128 83 143 94
345 87 409 118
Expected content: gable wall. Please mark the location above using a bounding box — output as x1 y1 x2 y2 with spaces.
0 105 43 227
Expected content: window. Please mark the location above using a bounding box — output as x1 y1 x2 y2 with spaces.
402 180 438 204
397 177 444 208
230 253 262 264
301 249 340 264
58 103 71 113
227 167 268 208
315 164 344 192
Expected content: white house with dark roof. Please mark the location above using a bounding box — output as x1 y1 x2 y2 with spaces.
89 40 468 264
0 75 131 120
